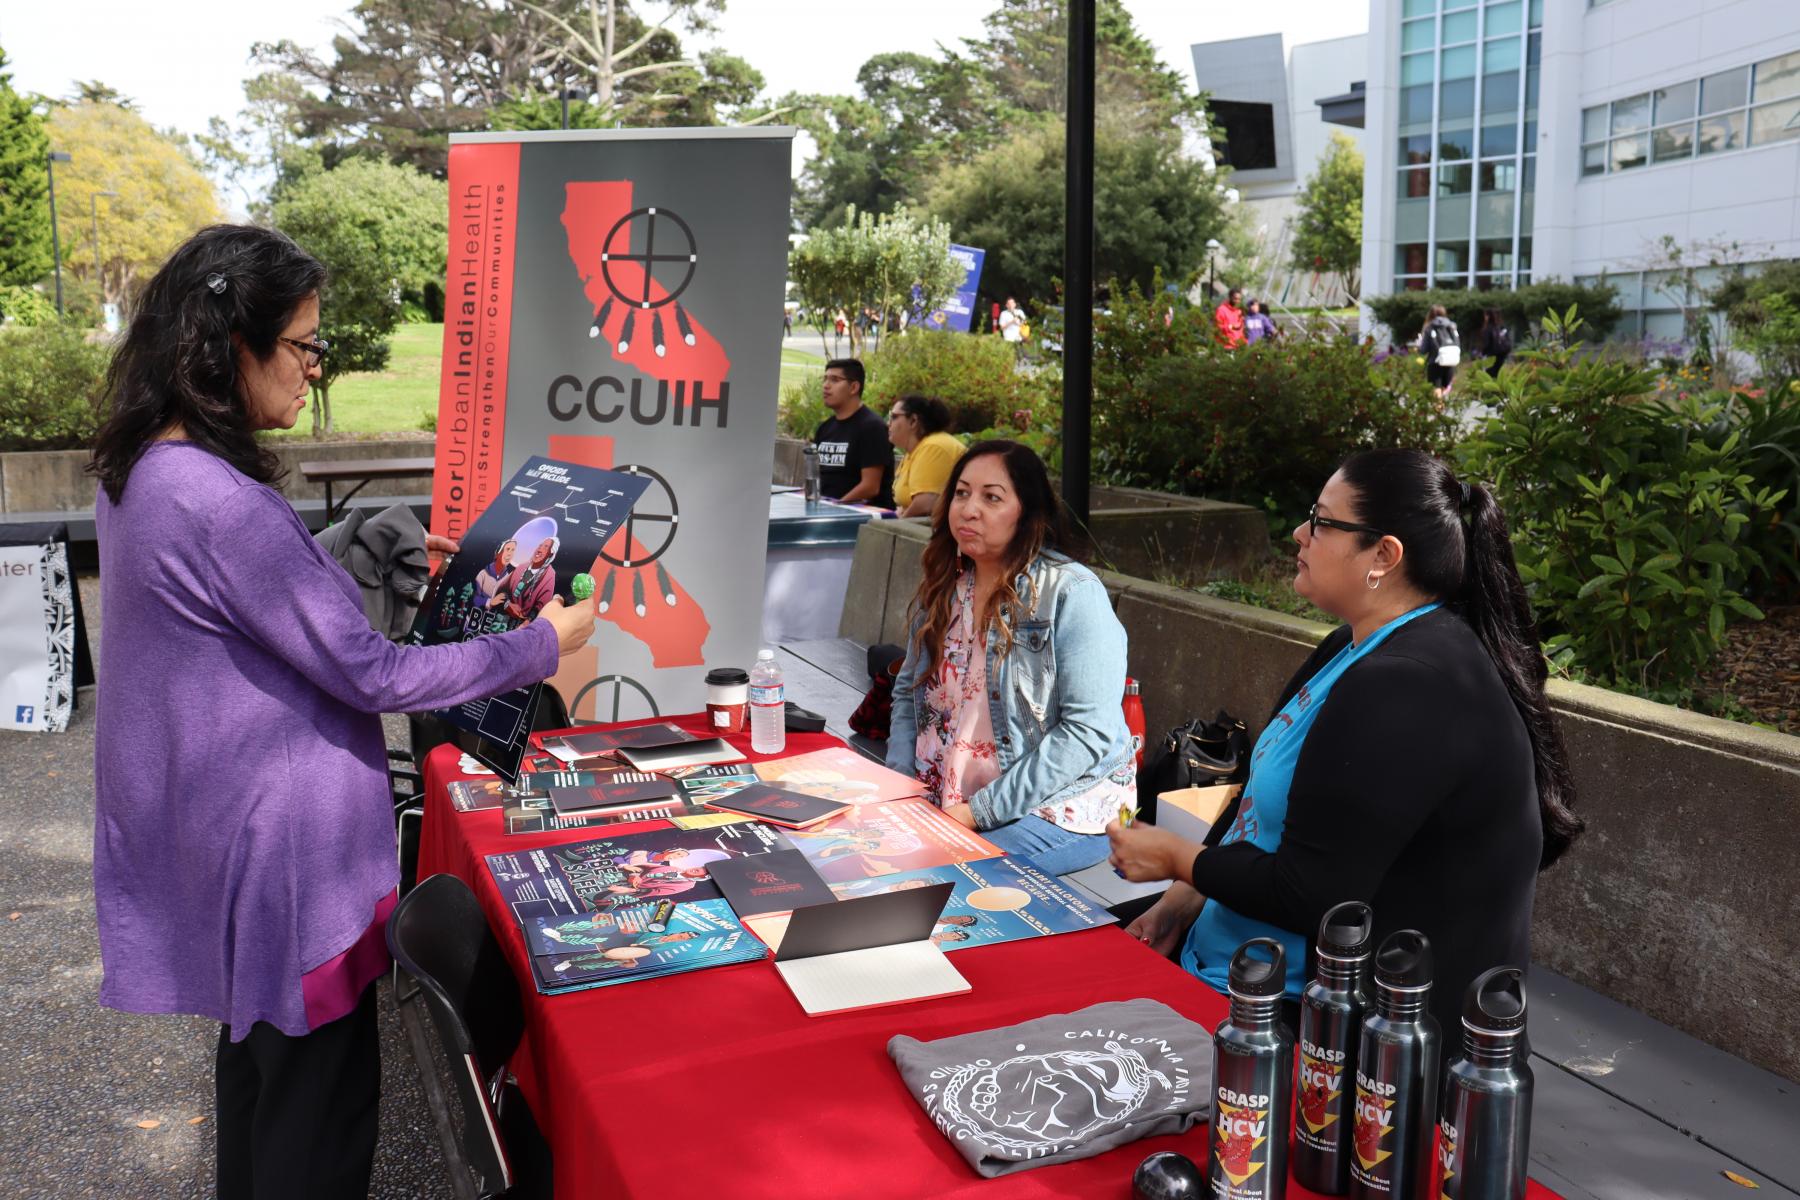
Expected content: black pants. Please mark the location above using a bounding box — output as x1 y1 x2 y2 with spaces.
215 981 380 1200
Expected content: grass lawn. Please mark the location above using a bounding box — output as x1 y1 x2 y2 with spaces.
268 326 825 439
265 322 443 438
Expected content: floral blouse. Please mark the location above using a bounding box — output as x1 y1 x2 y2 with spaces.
914 575 1134 835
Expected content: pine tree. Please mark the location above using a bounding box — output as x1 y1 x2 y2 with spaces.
0 47 54 286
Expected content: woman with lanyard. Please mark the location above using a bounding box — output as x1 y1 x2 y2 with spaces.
1106 449 1584 1036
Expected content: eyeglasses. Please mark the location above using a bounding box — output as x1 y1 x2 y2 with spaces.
886 409 909 422
279 335 330 368
1308 503 1385 540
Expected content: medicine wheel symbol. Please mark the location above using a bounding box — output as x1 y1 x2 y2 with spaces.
589 206 699 358
598 464 677 567
569 674 661 723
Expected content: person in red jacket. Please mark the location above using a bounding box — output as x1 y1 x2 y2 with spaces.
1214 288 1246 348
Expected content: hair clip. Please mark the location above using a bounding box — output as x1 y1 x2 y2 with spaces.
204 273 228 295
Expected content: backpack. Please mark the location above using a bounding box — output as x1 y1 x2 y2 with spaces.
1430 319 1462 367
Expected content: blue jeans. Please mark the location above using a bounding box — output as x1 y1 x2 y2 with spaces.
982 814 1111 876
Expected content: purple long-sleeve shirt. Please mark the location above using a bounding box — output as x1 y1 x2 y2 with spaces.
94 442 558 1040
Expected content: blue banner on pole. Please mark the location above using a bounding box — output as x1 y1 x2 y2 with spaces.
919 244 986 332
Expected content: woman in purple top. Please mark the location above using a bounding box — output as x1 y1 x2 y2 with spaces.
88 225 595 1199
1243 298 1278 345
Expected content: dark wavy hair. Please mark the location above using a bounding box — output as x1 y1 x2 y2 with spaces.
895 392 953 436
89 224 326 503
1336 448 1584 868
906 440 1072 678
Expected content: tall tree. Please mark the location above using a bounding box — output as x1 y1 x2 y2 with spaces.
0 47 53 286
198 72 320 216
68 81 137 110
788 207 966 356
1289 131 1364 303
272 157 448 433
47 102 222 309
925 121 1228 310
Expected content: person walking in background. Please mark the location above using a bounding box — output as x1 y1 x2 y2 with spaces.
998 297 1025 361
1479 308 1513 378
1214 288 1246 349
1243 298 1277 346
812 358 894 508
1418 304 1462 397
888 393 965 518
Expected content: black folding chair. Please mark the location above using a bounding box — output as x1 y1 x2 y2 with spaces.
387 874 553 1199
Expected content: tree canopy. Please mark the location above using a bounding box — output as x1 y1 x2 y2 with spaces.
1289 131 1364 303
789 208 966 355
0 47 53 287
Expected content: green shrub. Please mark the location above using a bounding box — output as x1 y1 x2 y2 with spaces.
1090 280 1459 526
777 380 831 442
0 285 58 327
1698 381 1800 602
0 323 112 451
1456 309 1780 691
1364 280 1624 346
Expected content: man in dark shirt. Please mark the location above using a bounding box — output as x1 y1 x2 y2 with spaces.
812 358 894 507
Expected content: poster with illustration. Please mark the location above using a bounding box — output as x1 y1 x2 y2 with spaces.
782 800 1001 884
410 455 651 777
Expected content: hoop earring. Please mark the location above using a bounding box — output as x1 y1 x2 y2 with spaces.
1366 570 1382 590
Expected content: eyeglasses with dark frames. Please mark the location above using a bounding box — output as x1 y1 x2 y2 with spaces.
279 335 330 368
1308 503 1386 540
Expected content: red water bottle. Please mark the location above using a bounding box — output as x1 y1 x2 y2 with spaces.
1123 677 1147 768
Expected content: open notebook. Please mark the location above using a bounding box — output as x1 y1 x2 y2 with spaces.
770 883 969 1016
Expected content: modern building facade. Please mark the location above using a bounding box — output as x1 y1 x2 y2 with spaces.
1359 0 1800 339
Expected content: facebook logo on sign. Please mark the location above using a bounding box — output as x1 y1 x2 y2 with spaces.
15 706 33 724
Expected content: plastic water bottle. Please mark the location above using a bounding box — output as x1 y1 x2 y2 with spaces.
749 649 786 754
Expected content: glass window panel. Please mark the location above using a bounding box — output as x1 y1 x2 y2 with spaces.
1522 154 1536 194
1436 242 1472 275
1442 78 1476 121
1436 275 1470 292
1527 31 1541 67
1611 94 1650 134
1485 70 1521 114
1652 123 1695 161
1654 80 1697 123
1609 272 1643 308
1475 274 1509 292
1444 0 1476 9
1400 133 1434 165
1479 159 1517 192
1396 243 1431 275
1581 143 1608 175
1486 1 1523 36
1524 118 1538 145
1697 112 1745 154
1399 166 1433 198
1477 192 1516 237
1610 134 1647 170
1403 18 1436 53
1481 122 1518 155
1437 194 1471 232
1521 185 1533 230
1525 66 1539 110
1643 310 1686 340
1403 0 1436 15
1529 0 1542 27
1439 162 1475 195
1402 52 1435 88
1583 106 1609 142
1443 45 1477 80
1397 196 1431 241
1401 84 1436 126
1439 125 1475 159
1484 37 1522 73
1701 67 1749 114
1750 97 1800 145
1518 237 1532 270
1755 50 1800 103
1401 276 1430 292
1477 238 1515 271
1443 10 1479 43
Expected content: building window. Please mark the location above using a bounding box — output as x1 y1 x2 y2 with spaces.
1580 50 1800 176
1209 101 1278 170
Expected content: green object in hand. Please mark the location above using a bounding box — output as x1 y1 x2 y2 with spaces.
571 573 595 601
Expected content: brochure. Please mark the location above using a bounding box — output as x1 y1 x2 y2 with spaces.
827 856 1116 951
782 800 1002 884
523 899 765 994
753 746 924 806
706 848 836 918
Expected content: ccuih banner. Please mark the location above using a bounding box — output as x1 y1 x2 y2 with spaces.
431 128 795 724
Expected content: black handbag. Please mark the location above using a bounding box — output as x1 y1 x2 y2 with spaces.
1136 710 1250 814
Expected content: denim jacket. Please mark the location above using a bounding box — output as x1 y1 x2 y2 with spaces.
886 552 1134 831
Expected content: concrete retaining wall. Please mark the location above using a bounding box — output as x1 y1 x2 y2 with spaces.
842 518 1800 1083
0 437 437 513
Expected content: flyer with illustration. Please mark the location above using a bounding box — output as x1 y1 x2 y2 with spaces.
782 800 1001 884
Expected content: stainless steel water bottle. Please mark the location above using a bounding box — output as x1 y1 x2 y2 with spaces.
1439 966 1533 1200
1209 938 1294 1200
1293 901 1375 1194
802 443 821 502
1348 930 1440 1200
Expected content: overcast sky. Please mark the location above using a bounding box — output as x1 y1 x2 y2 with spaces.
6 1 1368 153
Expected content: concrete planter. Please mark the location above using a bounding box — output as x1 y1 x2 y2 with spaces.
842 518 1800 1083
0 436 437 514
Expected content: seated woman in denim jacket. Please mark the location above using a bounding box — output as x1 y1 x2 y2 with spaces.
886 440 1136 876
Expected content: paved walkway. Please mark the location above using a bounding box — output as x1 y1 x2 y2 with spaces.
0 575 452 1198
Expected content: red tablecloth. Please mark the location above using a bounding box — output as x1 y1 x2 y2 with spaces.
418 715 1562 1200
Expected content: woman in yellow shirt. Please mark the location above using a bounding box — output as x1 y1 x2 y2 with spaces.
888 393 965 517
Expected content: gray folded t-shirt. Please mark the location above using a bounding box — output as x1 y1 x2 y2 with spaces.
889 998 1213 1178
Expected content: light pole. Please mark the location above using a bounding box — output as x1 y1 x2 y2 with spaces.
1205 238 1222 306
90 189 118 302
47 151 71 315
560 87 587 130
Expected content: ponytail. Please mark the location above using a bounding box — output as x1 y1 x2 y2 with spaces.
1337 449 1584 869
1458 482 1585 867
